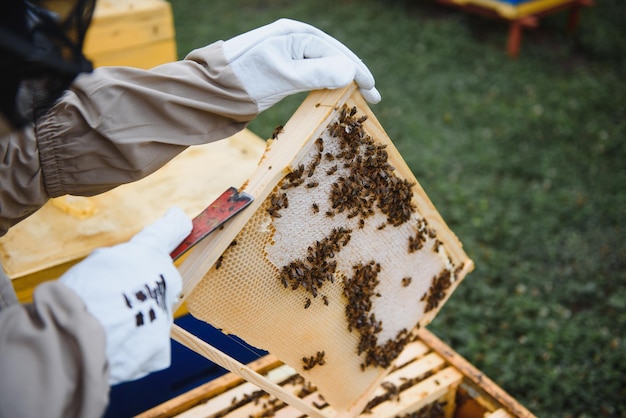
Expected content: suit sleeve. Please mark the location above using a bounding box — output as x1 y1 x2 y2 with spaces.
38 40 257 198
0 41 257 236
0 281 109 418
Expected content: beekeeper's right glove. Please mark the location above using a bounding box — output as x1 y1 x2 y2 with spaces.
59 207 192 385
221 18 381 113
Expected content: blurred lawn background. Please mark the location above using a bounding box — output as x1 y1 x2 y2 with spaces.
169 1 625 417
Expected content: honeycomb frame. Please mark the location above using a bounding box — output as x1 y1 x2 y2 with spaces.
177 83 474 417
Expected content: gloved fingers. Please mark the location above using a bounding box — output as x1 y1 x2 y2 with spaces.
224 18 381 104
293 33 381 103
130 206 192 254
359 86 382 104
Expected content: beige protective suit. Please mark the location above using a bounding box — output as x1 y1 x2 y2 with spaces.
0 41 257 418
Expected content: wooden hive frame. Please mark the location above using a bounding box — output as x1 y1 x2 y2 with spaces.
139 328 537 418
172 83 474 417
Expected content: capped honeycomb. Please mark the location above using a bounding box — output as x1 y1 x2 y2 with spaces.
184 85 473 416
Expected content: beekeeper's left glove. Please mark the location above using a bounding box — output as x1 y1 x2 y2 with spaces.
59 207 192 385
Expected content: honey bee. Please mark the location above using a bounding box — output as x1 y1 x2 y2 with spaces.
312 203 319 213
304 298 311 309
271 125 284 139
316 137 324 153
347 209 360 219
267 207 281 218
215 255 224 270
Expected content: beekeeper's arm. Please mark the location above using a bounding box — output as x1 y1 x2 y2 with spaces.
1 19 378 235
0 208 191 418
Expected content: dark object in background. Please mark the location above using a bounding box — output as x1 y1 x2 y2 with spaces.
0 0 94 130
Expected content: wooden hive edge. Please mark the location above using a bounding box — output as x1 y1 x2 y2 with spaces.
143 336 464 418
140 329 536 418
416 328 537 418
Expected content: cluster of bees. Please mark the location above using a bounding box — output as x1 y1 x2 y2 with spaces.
421 263 465 313
278 227 352 305
219 391 269 418
269 104 416 229
275 136 326 195
364 327 413 371
343 261 382 335
280 163 307 190
267 104 452 373
408 218 438 253
267 192 289 218
302 350 326 370
363 378 420 411
326 106 416 227
408 219 464 315
341 261 413 370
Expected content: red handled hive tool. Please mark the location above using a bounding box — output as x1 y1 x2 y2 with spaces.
170 187 253 261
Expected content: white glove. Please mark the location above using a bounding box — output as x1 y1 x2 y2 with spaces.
223 18 381 113
60 207 192 385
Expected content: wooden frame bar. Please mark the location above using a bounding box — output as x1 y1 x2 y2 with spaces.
138 328 536 418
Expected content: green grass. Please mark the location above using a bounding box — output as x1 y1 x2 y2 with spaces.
169 1 626 416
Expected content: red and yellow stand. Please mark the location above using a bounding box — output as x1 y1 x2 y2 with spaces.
436 0 594 56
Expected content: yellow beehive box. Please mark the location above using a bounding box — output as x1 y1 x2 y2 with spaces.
138 328 537 418
84 0 177 69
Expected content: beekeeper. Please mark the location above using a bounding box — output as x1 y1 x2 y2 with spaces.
0 1 380 417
